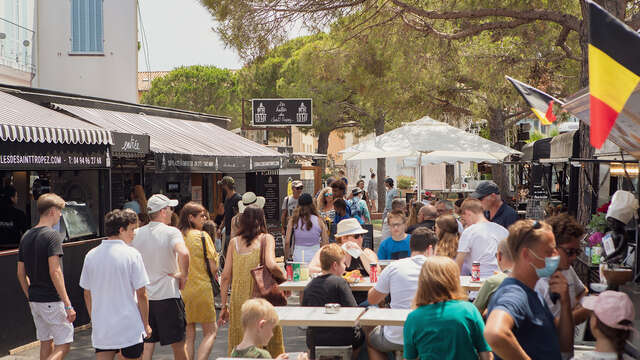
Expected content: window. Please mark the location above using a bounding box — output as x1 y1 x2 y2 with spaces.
71 0 103 54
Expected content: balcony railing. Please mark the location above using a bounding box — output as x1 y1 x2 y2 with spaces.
0 18 35 74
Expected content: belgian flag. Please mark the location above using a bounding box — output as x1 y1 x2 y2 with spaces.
506 76 563 125
588 0 640 148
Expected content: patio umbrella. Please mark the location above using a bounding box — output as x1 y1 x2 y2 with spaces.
340 116 521 194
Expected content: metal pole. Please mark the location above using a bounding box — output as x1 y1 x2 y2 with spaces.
417 152 422 202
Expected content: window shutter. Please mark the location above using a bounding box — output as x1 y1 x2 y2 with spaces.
71 0 103 53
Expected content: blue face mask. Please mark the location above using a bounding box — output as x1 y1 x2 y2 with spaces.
529 249 560 278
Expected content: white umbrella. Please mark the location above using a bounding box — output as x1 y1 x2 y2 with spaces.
340 116 521 194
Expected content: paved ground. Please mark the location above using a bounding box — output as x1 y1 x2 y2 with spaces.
3 230 383 359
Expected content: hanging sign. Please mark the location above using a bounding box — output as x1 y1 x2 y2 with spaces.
251 99 312 126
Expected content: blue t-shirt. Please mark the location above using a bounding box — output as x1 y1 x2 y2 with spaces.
487 277 561 360
377 234 410 260
404 300 491 360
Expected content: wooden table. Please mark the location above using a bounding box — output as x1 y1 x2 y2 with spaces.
460 276 484 291
357 308 411 326
275 306 366 327
280 278 377 292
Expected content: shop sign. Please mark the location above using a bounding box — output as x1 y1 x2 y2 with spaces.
252 157 282 170
251 99 312 126
155 153 217 173
0 151 107 170
111 132 150 154
218 156 251 172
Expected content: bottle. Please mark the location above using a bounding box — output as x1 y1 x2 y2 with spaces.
286 264 293 281
592 245 602 265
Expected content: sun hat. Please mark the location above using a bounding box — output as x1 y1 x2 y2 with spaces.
581 290 635 331
335 218 368 238
147 194 178 214
291 180 304 188
470 181 500 199
351 187 363 196
298 193 313 206
238 192 265 214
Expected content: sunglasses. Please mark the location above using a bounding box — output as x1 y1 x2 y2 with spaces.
294 186 304 190
324 193 333 197
558 246 582 257
353 234 363 239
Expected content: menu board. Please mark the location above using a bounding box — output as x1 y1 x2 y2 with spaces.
61 203 98 241
263 175 280 224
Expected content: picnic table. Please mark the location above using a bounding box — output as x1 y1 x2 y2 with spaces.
460 276 484 291
357 308 411 326
275 306 366 327
279 278 377 292
281 276 484 292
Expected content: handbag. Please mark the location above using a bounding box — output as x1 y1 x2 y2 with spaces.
201 232 220 297
250 234 287 306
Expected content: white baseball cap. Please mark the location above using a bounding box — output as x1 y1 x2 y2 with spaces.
147 194 178 214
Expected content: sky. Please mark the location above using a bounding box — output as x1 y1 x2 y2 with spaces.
137 0 243 72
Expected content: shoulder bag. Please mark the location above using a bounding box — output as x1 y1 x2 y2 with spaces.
250 234 287 306
201 232 220 297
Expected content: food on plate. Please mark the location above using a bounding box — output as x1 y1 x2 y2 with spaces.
343 270 362 283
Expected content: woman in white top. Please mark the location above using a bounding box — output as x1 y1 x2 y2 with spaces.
285 193 328 263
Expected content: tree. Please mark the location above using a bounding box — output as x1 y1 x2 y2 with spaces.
141 65 241 128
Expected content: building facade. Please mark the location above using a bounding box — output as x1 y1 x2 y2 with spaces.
0 0 35 86
33 0 138 102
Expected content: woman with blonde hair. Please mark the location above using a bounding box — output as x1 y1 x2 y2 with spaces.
435 215 460 259
178 202 219 360
316 187 335 220
404 256 491 360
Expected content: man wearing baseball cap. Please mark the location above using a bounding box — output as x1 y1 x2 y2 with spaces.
281 179 303 233
470 181 518 229
578 291 635 360
218 176 242 255
132 194 190 360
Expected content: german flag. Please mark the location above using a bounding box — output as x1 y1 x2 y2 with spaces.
506 76 563 125
588 0 640 148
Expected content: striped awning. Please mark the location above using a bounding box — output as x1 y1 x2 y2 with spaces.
0 91 111 145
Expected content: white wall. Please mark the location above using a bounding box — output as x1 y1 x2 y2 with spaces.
33 0 138 102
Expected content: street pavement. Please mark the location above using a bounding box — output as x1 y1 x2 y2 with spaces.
3 230 383 359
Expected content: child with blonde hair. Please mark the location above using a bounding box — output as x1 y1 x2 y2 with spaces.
232 299 306 360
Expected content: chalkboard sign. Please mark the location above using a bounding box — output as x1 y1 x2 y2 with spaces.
252 99 313 126
61 203 98 241
263 175 280 224
329 222 374 251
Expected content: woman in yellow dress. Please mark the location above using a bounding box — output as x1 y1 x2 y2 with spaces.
218 203 286 357
178 202 219 360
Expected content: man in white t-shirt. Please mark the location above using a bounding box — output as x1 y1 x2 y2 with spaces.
455 198 508 277
366 227 437 360
535 213 590 325
80 209 151 359
132 194 190 360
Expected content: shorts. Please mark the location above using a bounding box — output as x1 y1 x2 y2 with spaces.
145 298 186 345
29 301 74 345
368 326 403 352
96 342 144 359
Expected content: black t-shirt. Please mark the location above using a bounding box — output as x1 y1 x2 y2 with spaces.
17 226 64 302
0 204 28 248
406 219 435 235
214 214 224 227
224 193 242 236
302 274 358 348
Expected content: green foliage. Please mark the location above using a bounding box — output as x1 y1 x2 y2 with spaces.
397 176 415 190
141 65 241 128
587 212 608 234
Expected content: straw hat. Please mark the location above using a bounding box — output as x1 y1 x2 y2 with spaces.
238 192 265 213
335 218 368 238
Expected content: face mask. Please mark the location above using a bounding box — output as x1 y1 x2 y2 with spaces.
341 243 362 259
529 249 560 278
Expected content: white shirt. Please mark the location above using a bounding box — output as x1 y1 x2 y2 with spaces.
573 351 633 360
79 240 149 349
457 221 508 277
374 255 426 345
132 222 184 300
535 267 586 318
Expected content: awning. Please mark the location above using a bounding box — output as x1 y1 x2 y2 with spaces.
549 131 579 160
563 87 640 159
56 104 284 172
521 138 551 162
0 91 111 145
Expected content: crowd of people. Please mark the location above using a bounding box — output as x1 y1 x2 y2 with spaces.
14 173 637 360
